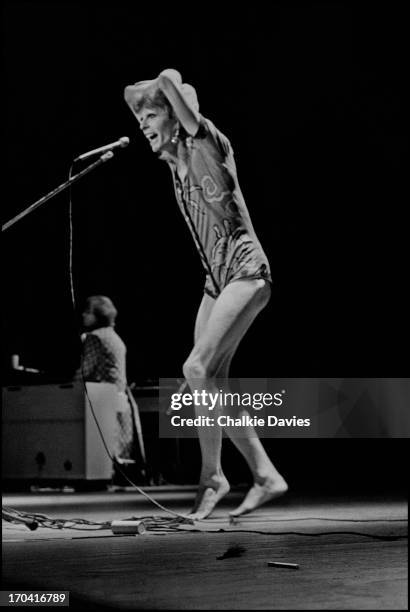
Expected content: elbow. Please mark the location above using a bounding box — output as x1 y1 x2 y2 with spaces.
157 74 166 90
158 69 182 88
158 74 173 93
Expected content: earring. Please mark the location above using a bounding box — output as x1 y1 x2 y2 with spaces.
171 126 180 144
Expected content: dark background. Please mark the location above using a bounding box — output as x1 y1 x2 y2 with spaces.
2 4 408 491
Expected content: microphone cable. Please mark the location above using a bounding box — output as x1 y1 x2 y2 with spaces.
67 158 194 522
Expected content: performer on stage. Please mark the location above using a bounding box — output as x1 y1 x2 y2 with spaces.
124 69 288 518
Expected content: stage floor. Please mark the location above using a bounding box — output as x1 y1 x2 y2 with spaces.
2 487 408 609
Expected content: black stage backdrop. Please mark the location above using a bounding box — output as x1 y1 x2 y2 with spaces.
2 4 408 491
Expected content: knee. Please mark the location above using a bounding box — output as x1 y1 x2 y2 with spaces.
183 356 212 381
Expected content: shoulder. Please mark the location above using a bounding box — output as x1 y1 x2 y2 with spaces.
101 327 126 351
193 115 232 155
195 115 229 141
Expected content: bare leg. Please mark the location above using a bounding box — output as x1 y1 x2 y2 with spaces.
184 280 287 519
189 294 229 516
214 349 288 518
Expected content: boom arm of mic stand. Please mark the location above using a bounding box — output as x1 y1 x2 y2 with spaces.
2 151 114 232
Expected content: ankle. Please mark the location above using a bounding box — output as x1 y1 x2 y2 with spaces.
200 471 229 489
200 466 224 481
254 469 286 487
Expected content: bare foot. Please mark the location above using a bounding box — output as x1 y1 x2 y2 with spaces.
188 475 230 520
229 476 288 517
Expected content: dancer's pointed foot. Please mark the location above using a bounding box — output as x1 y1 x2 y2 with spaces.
229 476 288 518
188 475 230 520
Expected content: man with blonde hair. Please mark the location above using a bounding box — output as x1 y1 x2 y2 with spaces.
124 70 287 518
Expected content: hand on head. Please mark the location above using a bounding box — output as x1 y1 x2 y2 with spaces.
127 69 182 99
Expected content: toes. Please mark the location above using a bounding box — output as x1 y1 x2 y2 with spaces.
229 481 288 517
229 505 253 518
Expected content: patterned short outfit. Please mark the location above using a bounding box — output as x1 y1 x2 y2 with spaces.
169 116 272 299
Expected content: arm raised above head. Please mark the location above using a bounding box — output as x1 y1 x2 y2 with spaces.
157 69 200 137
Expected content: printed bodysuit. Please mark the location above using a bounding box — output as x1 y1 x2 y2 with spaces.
169 116 272 299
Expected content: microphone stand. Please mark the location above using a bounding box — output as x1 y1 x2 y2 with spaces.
2 151 114 232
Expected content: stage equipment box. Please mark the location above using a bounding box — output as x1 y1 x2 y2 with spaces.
2 382 118 480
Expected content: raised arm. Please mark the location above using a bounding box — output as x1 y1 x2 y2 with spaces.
156 69 200 137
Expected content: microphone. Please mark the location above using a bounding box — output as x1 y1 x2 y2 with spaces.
74 136 130 161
